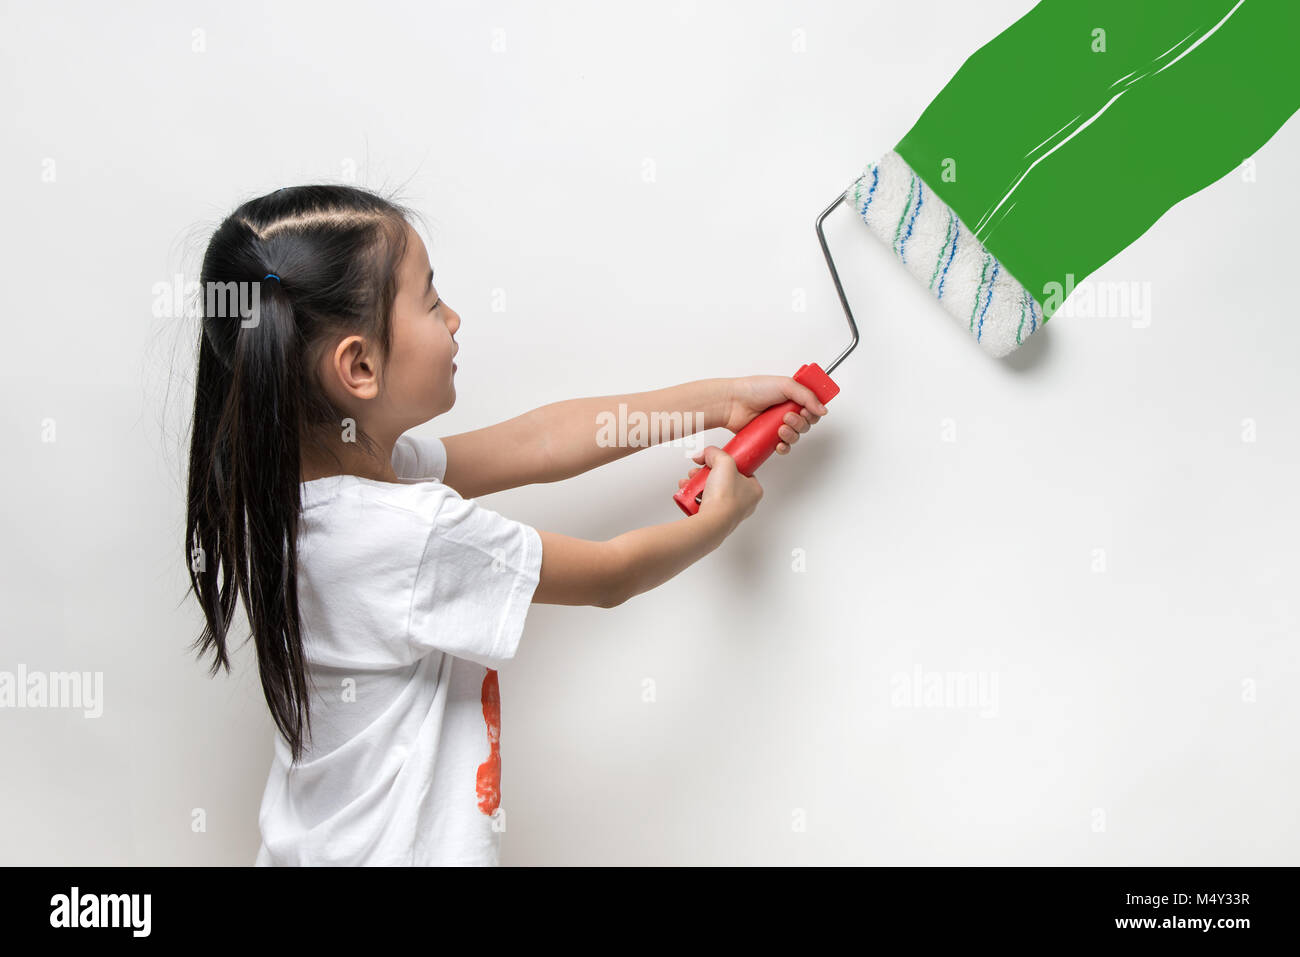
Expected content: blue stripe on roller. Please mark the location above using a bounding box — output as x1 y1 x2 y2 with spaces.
859 166 880 220
899 178 924 264
976 260 1000 342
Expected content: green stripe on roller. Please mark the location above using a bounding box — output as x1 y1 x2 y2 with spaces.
930 210 955 289
970 253 991 331
893 172 917 252
894 0 1300 321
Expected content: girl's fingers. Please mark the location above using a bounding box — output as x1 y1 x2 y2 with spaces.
786 411 814 432
774 407 825 456
796 384 829 417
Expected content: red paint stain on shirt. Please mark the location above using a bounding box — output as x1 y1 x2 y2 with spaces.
476 669 502 815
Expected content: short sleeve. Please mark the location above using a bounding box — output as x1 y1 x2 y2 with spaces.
392 432 447 482
407 490 543 669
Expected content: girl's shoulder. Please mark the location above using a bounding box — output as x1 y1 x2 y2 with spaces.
300 473 459 523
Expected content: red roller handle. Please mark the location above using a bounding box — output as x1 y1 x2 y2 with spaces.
673 363 841 516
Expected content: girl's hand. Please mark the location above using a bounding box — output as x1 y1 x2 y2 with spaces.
718 375 828 454
693 445 763 529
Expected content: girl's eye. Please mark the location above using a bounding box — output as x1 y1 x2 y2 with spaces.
430 297 441 311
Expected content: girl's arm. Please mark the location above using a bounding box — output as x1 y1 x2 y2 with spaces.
441 378 729 500
533 515 731 607
532 445 761 607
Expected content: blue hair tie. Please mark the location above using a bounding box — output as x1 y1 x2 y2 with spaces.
263 273 281 282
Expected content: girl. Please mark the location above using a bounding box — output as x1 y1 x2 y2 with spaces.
184 184 827 866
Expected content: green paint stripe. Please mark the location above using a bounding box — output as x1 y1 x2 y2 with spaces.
894 0 1300 320
893 173 916 253
930 210 954 289
970 253 991 331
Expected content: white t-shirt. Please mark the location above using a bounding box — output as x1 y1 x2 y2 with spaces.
253 433 543 866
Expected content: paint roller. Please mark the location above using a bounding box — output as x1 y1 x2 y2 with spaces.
847 0 1298 360
674 0 1299 514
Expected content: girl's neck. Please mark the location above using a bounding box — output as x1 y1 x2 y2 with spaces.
299 443 398 484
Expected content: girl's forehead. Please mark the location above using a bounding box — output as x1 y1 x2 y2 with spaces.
400 228 433 282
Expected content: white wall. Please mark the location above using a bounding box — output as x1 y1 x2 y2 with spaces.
2 0 1296 865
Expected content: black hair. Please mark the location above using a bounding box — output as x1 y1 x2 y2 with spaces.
184 184 417 763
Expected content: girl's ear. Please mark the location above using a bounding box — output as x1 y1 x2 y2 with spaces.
328 334 382 401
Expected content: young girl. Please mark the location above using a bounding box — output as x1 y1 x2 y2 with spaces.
184 184 827 866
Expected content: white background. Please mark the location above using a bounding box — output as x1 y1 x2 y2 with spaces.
2 0 1296 865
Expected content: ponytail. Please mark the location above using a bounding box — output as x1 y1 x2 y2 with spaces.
184 186 413 762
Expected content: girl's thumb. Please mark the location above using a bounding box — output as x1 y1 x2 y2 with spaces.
702 446 734 471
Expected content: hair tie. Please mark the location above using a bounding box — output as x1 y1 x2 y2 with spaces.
263 273 281 283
